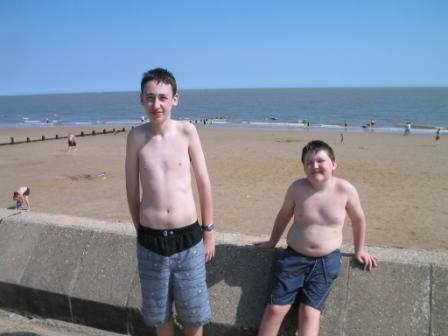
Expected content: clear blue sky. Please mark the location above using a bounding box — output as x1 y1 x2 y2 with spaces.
1 0 447 95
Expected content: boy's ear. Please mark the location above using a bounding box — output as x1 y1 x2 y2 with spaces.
172 93 179 106
332 161 338 171
140 93 144 106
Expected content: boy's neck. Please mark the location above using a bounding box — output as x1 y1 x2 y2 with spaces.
149 119 173 135
309 176 335 191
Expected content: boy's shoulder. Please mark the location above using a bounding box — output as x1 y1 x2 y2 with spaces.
292 177 308 187
175 119 196 131
174 120 200 139
288 178 309 191
128 123 149 136
333 177 357 193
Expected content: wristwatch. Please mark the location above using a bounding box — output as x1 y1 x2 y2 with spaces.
201 223 215 232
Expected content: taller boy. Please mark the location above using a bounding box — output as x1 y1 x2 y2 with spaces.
126 68 215 336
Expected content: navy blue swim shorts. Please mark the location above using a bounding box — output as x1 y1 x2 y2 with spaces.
270 247 342 311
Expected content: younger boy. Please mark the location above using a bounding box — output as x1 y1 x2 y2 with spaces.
255 140 377 336
13 186 31 211
125 68 214 336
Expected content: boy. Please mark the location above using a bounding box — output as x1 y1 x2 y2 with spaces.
255 140 377 336
13 186 31 211
125 68 215 336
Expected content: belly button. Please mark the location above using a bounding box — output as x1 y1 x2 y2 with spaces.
167 209 170 214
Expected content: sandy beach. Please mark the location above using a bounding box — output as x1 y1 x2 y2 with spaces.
0 126 447 251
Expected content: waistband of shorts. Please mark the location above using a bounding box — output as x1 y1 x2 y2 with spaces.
286 246 340 259
138 221 200 237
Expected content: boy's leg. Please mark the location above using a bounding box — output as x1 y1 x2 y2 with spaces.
257 304 291 336
156 319 175 336
172 241 211 328
184 325 202 336
297 303 321 336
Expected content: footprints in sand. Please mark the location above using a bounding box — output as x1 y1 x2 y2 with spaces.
56 171 108 181
275 138 302 143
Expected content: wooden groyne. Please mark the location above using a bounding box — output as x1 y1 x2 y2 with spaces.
0 128 126 146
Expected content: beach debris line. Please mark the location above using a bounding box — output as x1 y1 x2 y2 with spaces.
1 128 126 146
64 171 108 181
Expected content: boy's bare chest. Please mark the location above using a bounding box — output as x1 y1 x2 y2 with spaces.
295 192 347 224
139 141 190 173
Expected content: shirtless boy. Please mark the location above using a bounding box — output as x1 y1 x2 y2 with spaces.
125 68 215 336
255 140 377 336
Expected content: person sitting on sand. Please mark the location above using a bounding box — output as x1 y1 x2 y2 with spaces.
67 132 77 152
13 186 31 211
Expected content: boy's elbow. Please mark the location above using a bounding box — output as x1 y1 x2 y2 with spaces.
351 218 366 229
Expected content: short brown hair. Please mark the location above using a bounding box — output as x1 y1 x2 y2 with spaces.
301 140 335 164
140 68 177 96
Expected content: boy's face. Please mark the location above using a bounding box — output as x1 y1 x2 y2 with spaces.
303 149 337 185
140 80 178 125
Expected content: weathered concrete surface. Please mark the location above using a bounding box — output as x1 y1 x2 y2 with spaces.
1 209 447 336
0 308 124 336
345 261 430 336
432 266 448 336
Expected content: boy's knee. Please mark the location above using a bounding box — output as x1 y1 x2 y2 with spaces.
299 304 321 321
265 304 290 318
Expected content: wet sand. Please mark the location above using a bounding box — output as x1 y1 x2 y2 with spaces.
1 126 447 251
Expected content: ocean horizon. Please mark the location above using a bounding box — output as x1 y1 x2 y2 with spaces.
1 87 447 134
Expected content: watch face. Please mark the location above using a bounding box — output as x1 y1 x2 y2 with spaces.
203 224 214 231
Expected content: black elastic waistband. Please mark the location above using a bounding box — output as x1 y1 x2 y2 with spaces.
138 221 199 237
137 221 202 256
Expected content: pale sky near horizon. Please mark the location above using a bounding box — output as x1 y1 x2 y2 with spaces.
1 0 447 95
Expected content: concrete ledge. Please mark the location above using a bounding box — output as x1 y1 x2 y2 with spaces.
0 209 447 335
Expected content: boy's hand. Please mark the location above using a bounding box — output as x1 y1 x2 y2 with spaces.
203 231 215 262
355 250 378 271
254 240 276 248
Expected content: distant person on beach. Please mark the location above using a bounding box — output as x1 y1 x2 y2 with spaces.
435 128 440 144
370 119 375 127
13 186 31 211
126 68 214 336
255 140 377 336
340 133 344 144
67 132 77 152
404 122 411 135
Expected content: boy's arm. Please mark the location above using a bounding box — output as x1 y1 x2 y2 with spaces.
24 196 31 211
187 124 215 262
125 130 141 231
346 183 378 270
254 184 295 248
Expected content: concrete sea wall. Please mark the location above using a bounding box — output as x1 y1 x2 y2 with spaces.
0 209 447 335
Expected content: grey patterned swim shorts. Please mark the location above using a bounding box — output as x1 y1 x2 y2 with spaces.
137 239 211 326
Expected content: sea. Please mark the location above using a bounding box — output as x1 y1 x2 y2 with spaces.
0 87 447 134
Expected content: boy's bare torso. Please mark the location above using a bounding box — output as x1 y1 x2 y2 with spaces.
287 178 348 257
135 122 198 229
